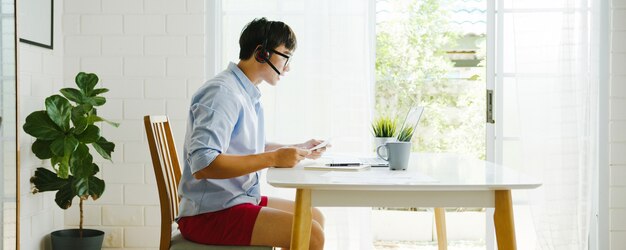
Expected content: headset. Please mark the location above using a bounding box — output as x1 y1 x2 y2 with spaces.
254 21 282 76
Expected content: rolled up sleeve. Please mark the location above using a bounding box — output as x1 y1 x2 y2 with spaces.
186 85 240 174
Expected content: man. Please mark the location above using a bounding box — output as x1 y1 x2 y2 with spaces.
177 17 326 250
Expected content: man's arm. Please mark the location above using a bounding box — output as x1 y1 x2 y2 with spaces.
266 139 329 160
192 147 310 179
265 142 289 152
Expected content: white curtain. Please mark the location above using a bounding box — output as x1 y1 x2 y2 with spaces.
217 0 375 249
503 0 598 249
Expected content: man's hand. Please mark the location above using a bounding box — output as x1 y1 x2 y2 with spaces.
272 147 311 167
297 139 331 160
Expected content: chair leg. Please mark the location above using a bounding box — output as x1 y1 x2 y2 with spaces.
434 207 447 250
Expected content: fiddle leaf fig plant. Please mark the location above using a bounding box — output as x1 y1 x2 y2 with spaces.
23 72 118 235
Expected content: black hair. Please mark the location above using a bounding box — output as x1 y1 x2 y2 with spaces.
238 17 297 60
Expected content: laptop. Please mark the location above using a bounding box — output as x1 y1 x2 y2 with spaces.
312 106 425 168
398 106 424 142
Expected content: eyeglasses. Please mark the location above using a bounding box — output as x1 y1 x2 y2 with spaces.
269 48 291 68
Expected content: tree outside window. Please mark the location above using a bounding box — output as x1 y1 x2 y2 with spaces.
376 0 486 160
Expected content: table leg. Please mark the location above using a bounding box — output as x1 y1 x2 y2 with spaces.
494 190 517 250
291 189 313 250
434 207 448 250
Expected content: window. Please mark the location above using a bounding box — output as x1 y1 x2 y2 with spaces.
375 0 487 160
208 0 598 248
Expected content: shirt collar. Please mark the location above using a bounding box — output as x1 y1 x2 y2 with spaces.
228 62 261 102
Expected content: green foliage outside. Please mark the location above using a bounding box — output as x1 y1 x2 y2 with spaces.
375 0 486 159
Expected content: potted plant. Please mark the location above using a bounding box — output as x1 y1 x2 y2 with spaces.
23 72 118 250
371 116 397 156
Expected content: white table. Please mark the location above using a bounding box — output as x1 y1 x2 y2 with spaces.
266 153 541 250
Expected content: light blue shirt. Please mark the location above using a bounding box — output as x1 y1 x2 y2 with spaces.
177 62 265 218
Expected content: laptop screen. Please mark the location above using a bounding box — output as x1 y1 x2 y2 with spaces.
399 106 424 142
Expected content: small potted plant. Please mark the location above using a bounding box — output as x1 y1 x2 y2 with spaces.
23 72 118 250
371 116 398 156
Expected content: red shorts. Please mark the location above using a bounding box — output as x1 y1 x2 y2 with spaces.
178 196 268 246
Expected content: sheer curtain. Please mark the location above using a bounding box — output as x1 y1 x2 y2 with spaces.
214 0 375 249
502 0 598 248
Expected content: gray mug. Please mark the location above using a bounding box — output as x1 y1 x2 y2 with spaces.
376 142 411 170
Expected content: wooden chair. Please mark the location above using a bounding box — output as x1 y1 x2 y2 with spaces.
144 115 273 250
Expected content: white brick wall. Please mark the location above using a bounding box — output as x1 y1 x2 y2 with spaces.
18 1 619 249
18 1 66 249
610 1 626 249
61 1 204 248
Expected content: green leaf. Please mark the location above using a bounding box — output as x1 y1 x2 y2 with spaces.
75 72 99 96
92 137 115 161
72 176 104 200
23 111 63 140
88 176 105 200
75 125 100 143
32 139 53 159
71 104 93 134
72 161 94 179
90 115 120 128
92 163 100 175
91 88 109 96
72 177 89 198
59 88 84 104
70 144 93 178
50 136 78 157
55 182 75 209
72 175 105 200
57 160 70 179
371 117 398 137
87 96 106 106
50 156 62 171
72 176 105 200
45 95 72 132
65 135 79 156
30 167 70 193
50 137 65 157
31 167 77 209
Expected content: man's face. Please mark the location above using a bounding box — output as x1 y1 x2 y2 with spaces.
264 44 292 85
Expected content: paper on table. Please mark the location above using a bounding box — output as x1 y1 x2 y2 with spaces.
321 170 438 184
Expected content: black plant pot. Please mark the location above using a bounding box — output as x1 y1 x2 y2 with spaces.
51 229 104 250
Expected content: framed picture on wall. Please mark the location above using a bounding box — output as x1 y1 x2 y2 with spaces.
18 0 53 49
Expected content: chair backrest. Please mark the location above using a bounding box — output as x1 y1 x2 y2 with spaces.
144 115 182 250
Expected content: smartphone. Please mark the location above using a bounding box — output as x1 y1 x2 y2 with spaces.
310 139 331 151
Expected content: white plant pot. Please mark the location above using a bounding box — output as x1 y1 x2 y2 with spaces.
373 137 396 158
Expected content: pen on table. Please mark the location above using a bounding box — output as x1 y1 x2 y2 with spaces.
325 163 362 166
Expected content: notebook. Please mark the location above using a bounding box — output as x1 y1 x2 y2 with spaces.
301 158 370 171
302 154 388 171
